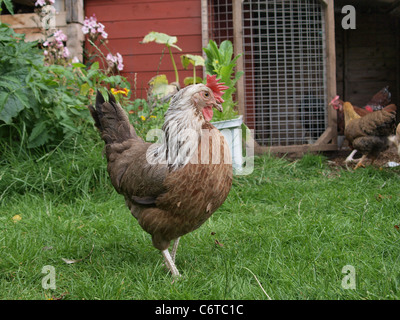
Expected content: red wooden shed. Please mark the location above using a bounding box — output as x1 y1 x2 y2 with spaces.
84 0 204 99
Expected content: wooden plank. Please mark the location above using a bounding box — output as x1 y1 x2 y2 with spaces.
84 0 200 22
1 11 67 29
85 0 188 6
122 53 203 73
325 0 338 146
232 0 245 122
396 19 400 109
123 69 197 90
314 127 334 145
346 46 397 61
106 35 203 55
66 0 84 24
100 18 201 39
318 0 328 6
344 68 396 82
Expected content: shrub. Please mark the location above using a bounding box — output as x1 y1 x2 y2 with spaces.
0 23 129 149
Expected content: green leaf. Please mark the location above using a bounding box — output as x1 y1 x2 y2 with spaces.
2 0 14 15
141 31 182 51
181 54 205 69
72 62 87 69
0 93 25 123
27 119 52 148
219 40 233 65
90 61 99 71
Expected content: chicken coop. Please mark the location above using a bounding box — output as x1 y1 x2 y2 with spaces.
205 0 338 154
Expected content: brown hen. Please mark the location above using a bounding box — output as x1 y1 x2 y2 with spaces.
343 102 396 169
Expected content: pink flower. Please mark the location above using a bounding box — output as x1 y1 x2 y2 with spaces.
116 53 124 71
88 20 97 29
63 47 70 58
35 0 54 6
106 53 116 63
106 53 124 71
82 14 108 39
35 0 46 6
54 30 67 42
82 26 89 34
72 56 80 63
97 23 105 33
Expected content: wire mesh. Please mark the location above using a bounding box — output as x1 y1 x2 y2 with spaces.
208 0 327 147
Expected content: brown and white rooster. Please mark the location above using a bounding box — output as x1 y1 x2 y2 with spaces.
343 102 396 169
88 75 232 276
329 90 396 163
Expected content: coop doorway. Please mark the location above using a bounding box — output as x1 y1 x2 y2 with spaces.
204 0 338 154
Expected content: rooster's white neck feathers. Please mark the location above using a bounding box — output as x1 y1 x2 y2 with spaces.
147 85 207 170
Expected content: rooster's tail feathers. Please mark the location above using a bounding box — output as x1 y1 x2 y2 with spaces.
89 90 137 144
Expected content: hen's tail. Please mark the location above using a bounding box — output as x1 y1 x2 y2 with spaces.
88 91 137 144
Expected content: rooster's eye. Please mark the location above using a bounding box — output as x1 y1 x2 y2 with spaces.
204 92 210 97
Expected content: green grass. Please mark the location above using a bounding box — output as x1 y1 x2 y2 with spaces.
1 140 400 300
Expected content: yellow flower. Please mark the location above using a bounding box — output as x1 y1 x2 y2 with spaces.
12 215 22 223
110 88 130 96
140 116 146 121
150 115 156 119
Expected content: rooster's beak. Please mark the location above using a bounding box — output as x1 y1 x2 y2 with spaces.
214 103 223 113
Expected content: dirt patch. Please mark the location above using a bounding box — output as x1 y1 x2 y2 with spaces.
323 145 400 169
276 144 400 169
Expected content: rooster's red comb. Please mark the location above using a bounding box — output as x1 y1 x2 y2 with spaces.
330 95 340 105
206 74 229 103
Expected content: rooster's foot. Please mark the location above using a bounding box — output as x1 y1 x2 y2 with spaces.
162 249 180 277
344 149 358 163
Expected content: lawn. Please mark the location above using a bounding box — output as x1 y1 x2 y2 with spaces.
1 139 400 300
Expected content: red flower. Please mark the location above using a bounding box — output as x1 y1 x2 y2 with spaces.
206 74 229 103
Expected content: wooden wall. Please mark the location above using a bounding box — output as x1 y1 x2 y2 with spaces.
84 0 204 99
1 0 84 60
335 11 400 109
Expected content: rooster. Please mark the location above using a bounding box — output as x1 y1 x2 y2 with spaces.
88 75 232 277
329 91 396 162
343 102 396 169
329 87 394 136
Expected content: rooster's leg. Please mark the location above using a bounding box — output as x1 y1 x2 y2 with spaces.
171 237 180 263
162 249 180 277
345 149 358 163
